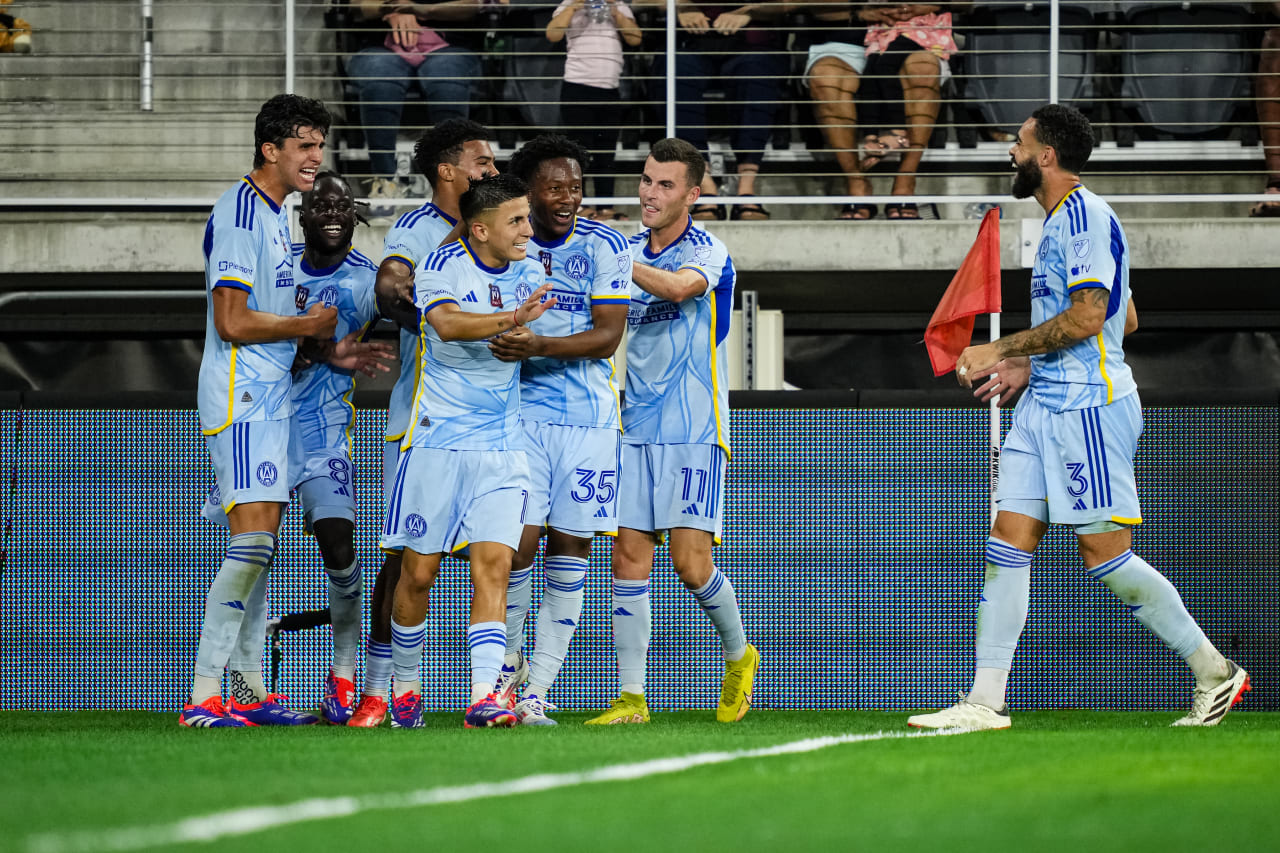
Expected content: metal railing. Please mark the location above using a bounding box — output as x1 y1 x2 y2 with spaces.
0 0 1275 216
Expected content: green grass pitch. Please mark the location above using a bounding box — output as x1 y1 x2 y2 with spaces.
4 710 1279 853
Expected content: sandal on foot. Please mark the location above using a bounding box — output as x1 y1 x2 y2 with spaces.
691 196 726 221
1249 179 1280 218
884 202 920 220
730 195 770 221
837 203 877 220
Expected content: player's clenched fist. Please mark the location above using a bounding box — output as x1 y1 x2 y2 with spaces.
304 302 339 339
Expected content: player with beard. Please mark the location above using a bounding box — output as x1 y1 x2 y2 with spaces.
487 135 632 725
908 104 1250 731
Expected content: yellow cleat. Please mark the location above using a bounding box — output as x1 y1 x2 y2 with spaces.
717 643 759 723
584 691 650 725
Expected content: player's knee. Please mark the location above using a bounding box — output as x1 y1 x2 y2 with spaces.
399 560 438 594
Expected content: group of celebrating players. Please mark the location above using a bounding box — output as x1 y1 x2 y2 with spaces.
180 93 758 729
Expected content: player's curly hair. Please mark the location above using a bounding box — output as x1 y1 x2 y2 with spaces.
1030 104 1094 174
300 170 369 228
460 173 530 223
253 93 331 169
413 118 493 188
506 134 592 184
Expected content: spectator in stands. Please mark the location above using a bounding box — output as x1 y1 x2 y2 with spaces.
345 0 485 212
547 0 643 221
856 2 964 219
642 0 788 220
792 1 873 218
0 0 32 53
1252 2 1280 217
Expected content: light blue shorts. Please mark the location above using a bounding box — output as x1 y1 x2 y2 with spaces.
996 391 1144 527
618 442 726 541
204 419 291 513
381 446 530 555
804 42 868 81
288 421 356 527
523 420 621 538
382 438 402 517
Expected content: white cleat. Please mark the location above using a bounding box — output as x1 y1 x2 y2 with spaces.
514 694 559 727
907 700 1012 731
494 651 528 710
1172 660 1252 727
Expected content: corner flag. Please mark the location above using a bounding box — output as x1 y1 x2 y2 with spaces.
924 208 1002 376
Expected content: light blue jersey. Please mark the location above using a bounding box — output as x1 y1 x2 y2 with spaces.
625 217 735 453
404 239 547 452
522 216 632 429
381 202 460 441
289 244 381 451
1028 184 1137 412
198 175 297 434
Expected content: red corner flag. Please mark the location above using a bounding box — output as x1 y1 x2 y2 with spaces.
925 207 1002 377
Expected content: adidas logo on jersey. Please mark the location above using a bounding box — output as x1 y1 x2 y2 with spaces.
593 506 609 518
1072 499 1087 510
241 392 253 402
463 292 479 303
681 504 701 516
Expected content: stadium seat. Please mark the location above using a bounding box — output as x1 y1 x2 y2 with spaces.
1114 0 1253 139
956 1 1098 138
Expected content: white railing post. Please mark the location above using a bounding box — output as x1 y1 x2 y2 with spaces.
665 0 676 137
140 0 153 111
286 0 296 94
1049 0 1060 104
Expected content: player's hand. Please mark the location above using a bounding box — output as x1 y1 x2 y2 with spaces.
329 330 397 377
384 11 420 46
954 342 1000 389
305 303 339 340
677 10 711 32
513 282 558 326
488 326 543 361
970 356 1030 406
712 11 751 34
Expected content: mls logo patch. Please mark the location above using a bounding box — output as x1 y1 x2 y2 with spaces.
489 283 503 308
617 255 631 274
693 246 711 264
1073 239 1091 258
565 253 590 281
256 462 278 487
405 513 428 538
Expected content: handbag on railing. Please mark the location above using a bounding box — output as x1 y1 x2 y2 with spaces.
384 24 449 66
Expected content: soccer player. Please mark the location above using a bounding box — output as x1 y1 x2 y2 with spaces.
909 104 1250 731
486 135 632 726
586 138 759 726
181 94 338 728
380 173 557 729
348 119 498 728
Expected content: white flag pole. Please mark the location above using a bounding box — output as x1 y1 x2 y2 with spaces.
988 311 1001 524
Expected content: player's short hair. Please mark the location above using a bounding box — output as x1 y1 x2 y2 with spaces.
507 134 591 184
413 118 492 188
253 93 331 169
460 173 530 223
648 137 705 189
1030 104 1093 174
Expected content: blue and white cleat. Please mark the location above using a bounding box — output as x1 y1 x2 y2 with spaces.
226 694 319 726
178 696 246 728
514 694 558 727
390 689 425 729
464 693 518 729
320 670 357 725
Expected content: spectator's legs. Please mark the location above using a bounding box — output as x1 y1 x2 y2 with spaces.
655 50 720 211
346 47 413 180
891 50 942 200
724 52 787 218
807 56 873 214
562 81 624 208
1253 26 1280 216
416 47 482 124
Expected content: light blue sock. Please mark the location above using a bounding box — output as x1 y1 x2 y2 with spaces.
391 618 426 694
1088 550 1207 658
691 567 748 661
192 531 274 701
467 621 507 703
504 566 534 653
611 579 651 694
528 555 588 692
364 639 393 698
326 557 363 679
974 537 1033 670
227 564 271 703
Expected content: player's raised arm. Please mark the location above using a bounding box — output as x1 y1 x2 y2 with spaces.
426 282 557 341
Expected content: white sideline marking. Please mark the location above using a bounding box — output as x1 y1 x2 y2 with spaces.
24 729 961 853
